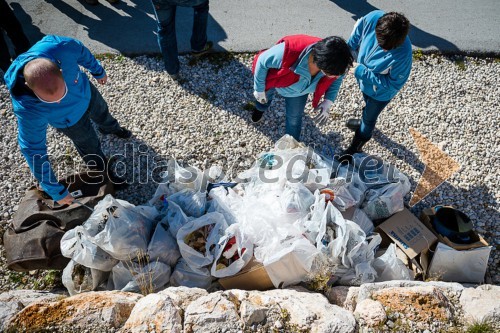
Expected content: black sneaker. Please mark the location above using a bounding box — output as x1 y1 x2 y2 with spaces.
113 127 132 139
251 109 264 123
192 41 213 57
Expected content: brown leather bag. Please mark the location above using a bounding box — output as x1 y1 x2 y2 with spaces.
4 172 114 271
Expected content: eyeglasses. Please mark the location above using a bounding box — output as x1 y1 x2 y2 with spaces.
34 82 68 104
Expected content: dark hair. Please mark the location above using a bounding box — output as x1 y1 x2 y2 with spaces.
312 36 353 76
375 12 410 50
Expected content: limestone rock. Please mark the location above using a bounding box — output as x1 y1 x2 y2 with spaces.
184 289 356 333
184 291 243 333
372 286 454 323
0 290 63 331
158 286 208 310
121 293 182 333
354 299 387 327
5 291 142 332
459 284 500 327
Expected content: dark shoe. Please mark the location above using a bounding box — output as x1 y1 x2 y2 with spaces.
110 127 132 139
192 41 213 57
346 118 361 132
338 130 368 163
251 109 264 123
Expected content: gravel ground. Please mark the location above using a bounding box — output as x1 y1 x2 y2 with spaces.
0 53 498 291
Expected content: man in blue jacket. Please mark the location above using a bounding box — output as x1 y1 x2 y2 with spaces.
342 11 412 158
4 35 131 205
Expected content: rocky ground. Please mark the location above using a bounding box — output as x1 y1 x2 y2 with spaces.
0 52 498 292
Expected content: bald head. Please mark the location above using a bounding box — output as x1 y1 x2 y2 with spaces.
23 58 66 103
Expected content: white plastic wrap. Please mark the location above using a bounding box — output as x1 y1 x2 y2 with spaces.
176 212 228 269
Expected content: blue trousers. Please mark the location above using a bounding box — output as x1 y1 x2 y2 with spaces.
151 0 209 75
58 83 120 171
359 93 390 140
255 89 309 141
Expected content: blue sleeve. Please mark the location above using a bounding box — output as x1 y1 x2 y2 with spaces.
324 75 344 102
65 38 106 79
17 114 68 201
347 17 364 54
253 43 285 92
354 55 412 94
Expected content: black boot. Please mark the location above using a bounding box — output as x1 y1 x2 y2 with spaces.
338 130 369 162
345 118 361 132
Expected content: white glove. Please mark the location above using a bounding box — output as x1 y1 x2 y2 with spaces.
313 99 333 126
253 91 267 104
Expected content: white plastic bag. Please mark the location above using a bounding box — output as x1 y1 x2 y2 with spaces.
373 244 413 281
350 208 374 235
207 186 243 225
109 261 171 293
329 178 358 211
147 220 181 267
164 200 191 238
170 259 212 289
61 226 118 271
210 224 254 278
92 195 156 261
62 260 109 296
296 190 326 244
279 182 315 215
168 189 207 218
361 182 408 220
176 212 228 269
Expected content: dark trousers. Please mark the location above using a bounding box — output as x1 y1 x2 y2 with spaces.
359 93 391 141
0 0 31 72
58 83 121 171
151 0 209 75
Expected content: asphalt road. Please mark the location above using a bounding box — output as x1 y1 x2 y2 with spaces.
5 0 500 55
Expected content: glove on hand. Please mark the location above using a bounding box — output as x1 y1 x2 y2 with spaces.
253 91 267 104
313 99 333 126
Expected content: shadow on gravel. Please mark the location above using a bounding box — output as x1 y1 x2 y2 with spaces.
330 0 460 53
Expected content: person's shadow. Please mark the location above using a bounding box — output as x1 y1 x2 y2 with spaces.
8 1 45 44
330 0 460 53
42 0 228 55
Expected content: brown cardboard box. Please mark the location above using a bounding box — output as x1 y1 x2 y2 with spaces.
377 208 437 259
420 207 489 250
219 258 274 291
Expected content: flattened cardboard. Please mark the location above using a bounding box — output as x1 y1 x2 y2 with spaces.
420 208 489 250
428 242 492 283
219 258 273 291
377 208 437 259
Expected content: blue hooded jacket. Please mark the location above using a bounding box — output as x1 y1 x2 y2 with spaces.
3 35 106 201
347 10 412 102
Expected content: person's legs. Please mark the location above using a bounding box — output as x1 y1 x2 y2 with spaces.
58 111 107 172
358 93 390 141
284 94 309 141
191 0 209 52
86 82 123 135
151 1 179 75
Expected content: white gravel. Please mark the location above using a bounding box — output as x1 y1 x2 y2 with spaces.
0 53 498 290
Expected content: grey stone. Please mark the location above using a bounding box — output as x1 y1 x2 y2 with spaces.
354 299 387 327
459 285 500 327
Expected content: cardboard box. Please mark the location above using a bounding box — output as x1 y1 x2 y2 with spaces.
219 258 274 291
425 242 492 283
420 208 489 250
377 208 437 259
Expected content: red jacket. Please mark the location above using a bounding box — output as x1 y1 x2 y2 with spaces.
252 35 337 108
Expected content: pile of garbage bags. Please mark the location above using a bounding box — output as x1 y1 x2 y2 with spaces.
60 135 413 295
